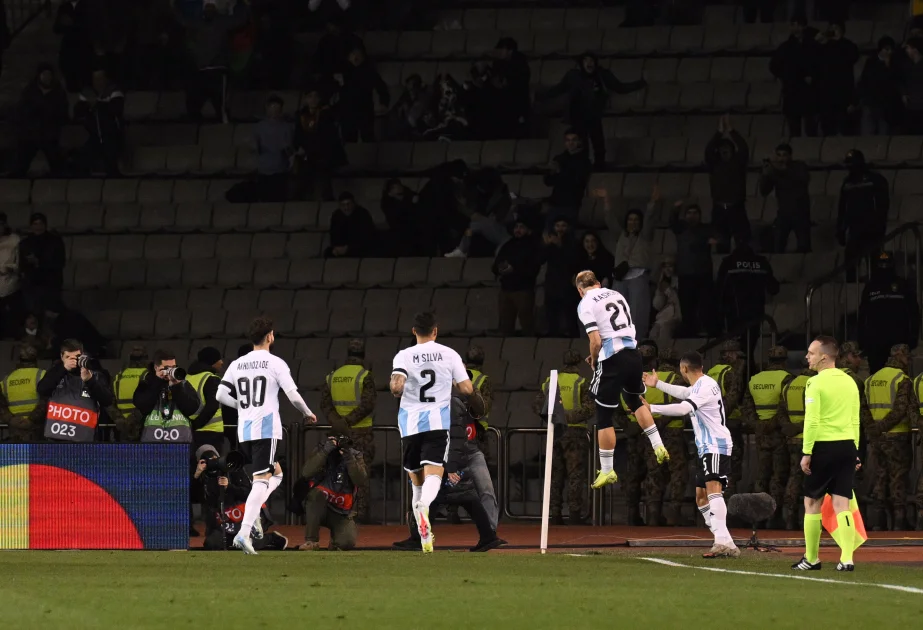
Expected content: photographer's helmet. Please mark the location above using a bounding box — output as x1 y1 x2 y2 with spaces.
195 444 219 461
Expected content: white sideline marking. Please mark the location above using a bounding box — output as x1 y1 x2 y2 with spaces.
640 558 923 595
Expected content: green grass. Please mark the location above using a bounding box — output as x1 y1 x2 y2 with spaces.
2 551 923 629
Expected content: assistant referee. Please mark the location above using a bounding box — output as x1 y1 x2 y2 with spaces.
793 335 861 572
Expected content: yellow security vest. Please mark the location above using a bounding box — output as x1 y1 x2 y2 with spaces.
782 374 810 440
748 370 790 421
113 367 146 413
707 364 741 419
327 364 373 429
541 372 586 428
2 367 45 416
865 367 911 433
621 371 680 426
186 371 224 433
470 368 490 431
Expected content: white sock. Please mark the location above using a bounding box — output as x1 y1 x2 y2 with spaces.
708 493 733 546
267 473 283 493
420 474 442 507
238 479 270 539
698 504 712 529
643 424 664 449
411 483 422 508
599 449 614 474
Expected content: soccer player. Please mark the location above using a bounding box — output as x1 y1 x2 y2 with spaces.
390 312 475 553
575 270 669 491
642 351 739 558
216 316 317 555
792 336 861 572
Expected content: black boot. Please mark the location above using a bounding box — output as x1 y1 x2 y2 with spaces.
393 512 420 551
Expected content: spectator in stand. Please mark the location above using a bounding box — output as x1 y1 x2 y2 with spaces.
20 313 50 357
601 185 659 339
464 62 496 140
493 220 543 336
326 192 376 258
0 213 20 338
837 150 890 276
770 14 820 137
901 38 923 134
46 301 107 358
389 74 432 140
573 230 615 289
178 0 250 124
715 236 779 356
444 168 512 259
759 143 811 253
742 0 775 23
544 128 592 227
542 52 646 169
705 114 750 253
492 37 531 135
421 73 470 141
815 21 859 136
19 213 65 319
541 217 579 338
381 179 423 257
416 160 470 255
650 255 681 348
338 45 389 142
54 0 92 91
73 68 124 176
129 0 185 90
670 201 716 336
308 18 361 93
857 37 902 135
252 94 293 202
293 89 344 202
15 64 69 177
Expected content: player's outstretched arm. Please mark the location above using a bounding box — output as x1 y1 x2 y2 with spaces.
216 380 239 408
649 400 695 417
284 387 317 424
653 377 691 400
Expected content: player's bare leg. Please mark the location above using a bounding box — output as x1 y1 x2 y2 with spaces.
408 464 444 553
702 479 739 558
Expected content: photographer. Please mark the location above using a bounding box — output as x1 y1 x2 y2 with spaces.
194 445 287 551
758 143 811 253
294 434 367 551
132 349 199 444
37 338 113 442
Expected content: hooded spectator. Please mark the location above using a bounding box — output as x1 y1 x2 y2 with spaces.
338 45 389 142
54 0 93 91
901 37 923 134
73 68 124 176
670 201 716 336
770 14 821 137
759 143 811 253
573 230 615 289
15 64 69 177
19 213 65 318
492 37 531 134
544 128 592 223
381 179 423 257
836 150 890 275
326 192 376 258
543 52 646 168
293 89 344 202
705 115 750 253
815 21 859 136
541 216 579 337
857 37 903 135
493 220 543 336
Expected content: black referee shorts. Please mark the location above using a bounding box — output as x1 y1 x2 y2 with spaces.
803 440 857 500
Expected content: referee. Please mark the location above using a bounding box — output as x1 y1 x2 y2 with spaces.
792 336 861 572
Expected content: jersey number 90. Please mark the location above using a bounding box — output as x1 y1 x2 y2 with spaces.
237 376 267 409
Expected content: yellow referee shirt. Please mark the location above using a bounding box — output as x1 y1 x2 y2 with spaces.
802 367 860 455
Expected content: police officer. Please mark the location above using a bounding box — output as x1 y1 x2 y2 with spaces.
656 347 689 526
616 341 666 526
320 338 376 523
113 345 148 441
858 252 920 374
186 346 226 453
836 149 890 277
865 344 915 531
1 344 38 442
533 350 591 526
778 362 816 530
707 339 746 495
742 345 792 526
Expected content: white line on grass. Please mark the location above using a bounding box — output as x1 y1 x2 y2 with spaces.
640 558 923 595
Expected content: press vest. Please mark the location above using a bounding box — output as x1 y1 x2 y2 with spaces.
2 367 45 416
707 364 741 419
542 372 586 428
186 371 224 433
327 365 373 429
141 385 193 443
748 370 789 421
470 368 490 431
113 367 146 413
865 367 911 434
44 373 100 443
620 371 678 425
782 375 811 440
308 451 358 515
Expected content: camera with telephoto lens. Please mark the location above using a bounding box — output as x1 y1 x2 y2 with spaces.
332 435 353 449
204 450 245 476
77 355 92 369
163 366 187 380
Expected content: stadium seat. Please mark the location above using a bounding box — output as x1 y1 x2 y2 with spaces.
253 260 290 288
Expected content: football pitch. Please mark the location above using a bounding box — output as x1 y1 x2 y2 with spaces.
2 551 922 629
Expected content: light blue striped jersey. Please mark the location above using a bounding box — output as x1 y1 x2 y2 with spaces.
686 374 733 457
392 341 469 438
577 287 638 361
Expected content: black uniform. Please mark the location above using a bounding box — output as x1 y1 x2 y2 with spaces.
715 244 779 358
858 267 920 373
836 167 890 271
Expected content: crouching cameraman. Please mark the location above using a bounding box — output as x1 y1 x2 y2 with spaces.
133 350 199 443
293 435 368 551
194 445 287 551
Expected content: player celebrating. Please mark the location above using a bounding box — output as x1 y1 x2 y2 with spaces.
642 351 739 558
216 316 317 555
390 312 476 553
575 270 669 490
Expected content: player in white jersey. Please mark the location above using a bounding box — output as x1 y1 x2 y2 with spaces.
574 271 670 491
390 311 476 553
642 351 739 558
216 316 316 555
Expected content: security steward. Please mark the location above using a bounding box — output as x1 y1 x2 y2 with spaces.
656 347 689 526
533 350 592 526
133 349 199 444
858 252 920 374
706 338 746 495
615 341 666 526
778 362 816 530
742 345 792 527
113 345 148 441
186 346 226 454
37 338 114 442
865 344 915 531
320 338 376 523
2 344 44 440
838 341 874 486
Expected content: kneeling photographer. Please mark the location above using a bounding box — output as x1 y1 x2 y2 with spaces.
194 445 287 551
291 434 367 551
133 350 199 443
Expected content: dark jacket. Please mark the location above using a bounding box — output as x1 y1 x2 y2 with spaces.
901 57 923 112
176 1 250 70
858 270 920 351
492 234 544 292
836 168 890 244
37 361 113 407
573 236 615 287
817 36 860 109
132 370 200 419
857 53 903 122
17 66 69 143
20 231 66 290
543 232 579 298
300 442 368 516
493 51 531 120
186 361 219 430
670 214 714 278
340 61 390 118
705 131 749 205
381 185 423 256
545 62 646 122
54 0 91 55
73 84 124 145
545 149 591 210
770 29 821 115
201 466 252 536
293 106 345 169
329 206 376 256
445 394 485 475
49 308 107 358
715 245 779 320
310 30 363 78
759 161 810 218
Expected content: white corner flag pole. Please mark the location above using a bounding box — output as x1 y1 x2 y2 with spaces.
540 369 558 555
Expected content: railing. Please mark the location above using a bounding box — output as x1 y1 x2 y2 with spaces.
6 0 50 38
805 222 923 345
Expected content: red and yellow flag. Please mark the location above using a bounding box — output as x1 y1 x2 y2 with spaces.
821 492 867 550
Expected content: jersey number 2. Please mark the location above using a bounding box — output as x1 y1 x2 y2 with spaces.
237 376 267 409
605 300 633 331
419 369 436 403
